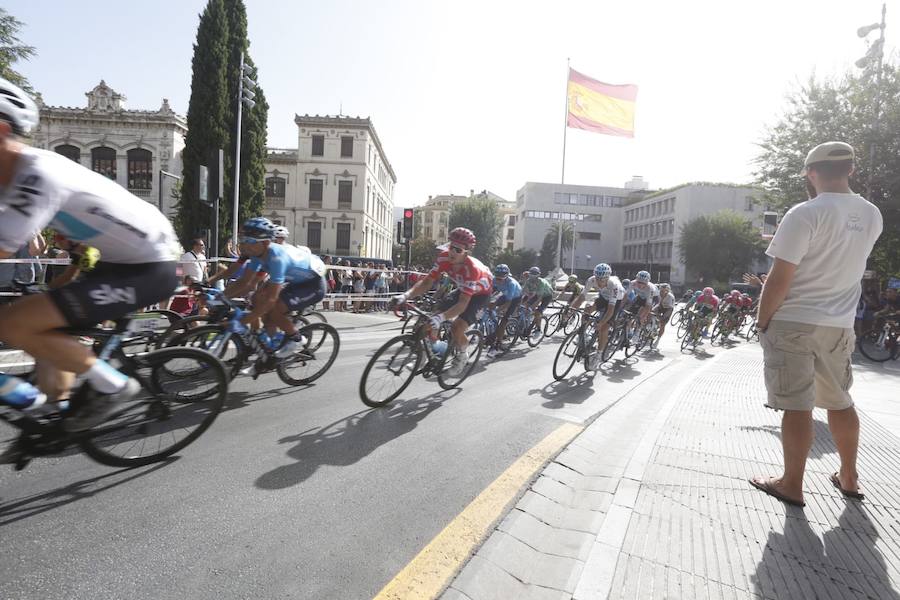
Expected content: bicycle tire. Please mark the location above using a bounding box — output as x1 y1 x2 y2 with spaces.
670 309 684 327
437 329 483 390
681 329 694 352
563 311 581 336
582 327 600 371
858 329 896 362
277 323 341 385
710 321 724 346
166 324 247 380
602 324 624 363
544 312 562 337
551 330 580 381
80 347 228 467
302 310 328 325
156 314 214 349
527 321 545 348
359 335 422 407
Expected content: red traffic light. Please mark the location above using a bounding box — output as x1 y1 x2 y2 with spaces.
403 209 414 218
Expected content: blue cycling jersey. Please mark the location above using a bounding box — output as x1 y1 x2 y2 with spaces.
493 276 522 301
246 243 326 285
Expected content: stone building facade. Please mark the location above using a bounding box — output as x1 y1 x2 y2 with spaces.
262 115 396 260
31 81 187 216
414 190 514 250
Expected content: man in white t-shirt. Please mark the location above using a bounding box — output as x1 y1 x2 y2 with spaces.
179 238 208 284
750 141 882 508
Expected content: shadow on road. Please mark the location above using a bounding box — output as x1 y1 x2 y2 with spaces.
599 359 642 383
532 373 596 409
0 458 176 526
225 384 305 411
739 419 836 459
255 390 460 490
752 504 899 599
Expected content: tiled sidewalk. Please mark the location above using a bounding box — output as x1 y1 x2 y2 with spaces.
444 344 900 600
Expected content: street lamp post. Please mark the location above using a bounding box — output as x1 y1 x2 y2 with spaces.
855 3 887 200
232 52 257 244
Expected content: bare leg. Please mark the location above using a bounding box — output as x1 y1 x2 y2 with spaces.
751 409 813 503
828 406 860 493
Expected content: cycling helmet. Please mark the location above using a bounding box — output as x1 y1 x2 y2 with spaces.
448 227 476 249
241 217 277 240
622 278 631 288
659 283 671 291
528 266 541 276
636 270 651 283
593 263 612 278
0 78 39 136
568 274 578 283
702 287 714 296
274 225 289 239
693 290 703 298
494 263 510 277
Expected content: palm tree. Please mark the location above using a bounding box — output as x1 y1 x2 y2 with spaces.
544 222 574 268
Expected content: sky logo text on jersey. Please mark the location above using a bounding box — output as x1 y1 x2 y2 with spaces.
89 285 137 306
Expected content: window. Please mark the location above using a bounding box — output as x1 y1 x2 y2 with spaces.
340 136 353 158
507 242 514 251
506 228 515 240
507 215 516 226
91 147 116 180
338 180 353 209
311 135 324 157
336 222 351 254
55 144 80 163
266 176 286 208
309 179 323 209
578 231 602 240
127 148 153 190
307 222 322 252
584 214 602 222
745 196 755 211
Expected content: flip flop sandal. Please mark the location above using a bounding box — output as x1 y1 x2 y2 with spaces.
830 473 865 500
749 478 806 508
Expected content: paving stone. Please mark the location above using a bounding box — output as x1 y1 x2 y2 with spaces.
441 587 473 600
477 530 583 593
542 462 618 493
516 491 605 535
498 509 595 561
450 555 571 600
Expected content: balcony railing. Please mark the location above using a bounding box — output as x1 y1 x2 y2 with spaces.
265 197 286 209
129 188 152 198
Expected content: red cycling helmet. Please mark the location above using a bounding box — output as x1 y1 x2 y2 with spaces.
449 227 476 249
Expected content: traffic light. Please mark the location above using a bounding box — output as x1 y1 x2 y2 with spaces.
402 208 414 239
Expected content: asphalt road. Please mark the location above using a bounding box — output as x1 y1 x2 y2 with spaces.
0 310 728 600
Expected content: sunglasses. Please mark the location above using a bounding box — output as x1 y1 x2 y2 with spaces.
239 236 263 245
449 245 466 254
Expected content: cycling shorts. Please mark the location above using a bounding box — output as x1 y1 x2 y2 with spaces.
657 306 673 322
501 296 522 319
48 261 178 328
593 296 622 320
438 289 490 325
280 277 326 311
526 294 552 312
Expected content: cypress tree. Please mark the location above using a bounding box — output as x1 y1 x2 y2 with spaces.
176 0 230 245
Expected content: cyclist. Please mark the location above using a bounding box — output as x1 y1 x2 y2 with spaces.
0 78 179 436
690 287 720 342
522 266 555 335
620 278 636 312
656 283 675 340
392 227 493 377
681 288 695 303
561 275 583 303
577 263 624 365
486 263 521 358
223 217 327 358
631 271 660 326
274 225 289 245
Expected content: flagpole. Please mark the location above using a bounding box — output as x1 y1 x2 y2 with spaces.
557 58 569 273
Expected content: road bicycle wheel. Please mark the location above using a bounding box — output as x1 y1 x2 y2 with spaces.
858 329 897 362
301 309 328 325
582 327 601 371
277 323 341 385
401 313 417 334
544 312 562 337
681 328 694 352
527 320 546 348
710 321 724 346
745 322 759 343
676 316 690 340
359 335 422 407
166 325 247 380
156 314 213 349
563 311 581 336
552 330 581 381
670 309 684 327
80 347 228 467
437 329 483 390
602 324 624 363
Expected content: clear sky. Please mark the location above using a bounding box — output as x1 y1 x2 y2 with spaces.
7 0 894 207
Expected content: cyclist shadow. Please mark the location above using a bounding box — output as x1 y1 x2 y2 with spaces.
598 359 641 383
0 458 176 527
254 390 460 490
224 384 304 411
532 374 595 409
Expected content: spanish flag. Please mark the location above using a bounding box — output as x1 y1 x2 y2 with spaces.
567 68 638 138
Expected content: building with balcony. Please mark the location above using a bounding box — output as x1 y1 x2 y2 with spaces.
262 115 396 259
31 80 186 216
413 190 514 250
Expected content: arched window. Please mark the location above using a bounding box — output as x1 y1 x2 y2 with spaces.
127 148 153 190
91 147 116 180
55 144 80 163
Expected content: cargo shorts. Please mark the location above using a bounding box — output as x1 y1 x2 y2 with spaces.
760 320 855 411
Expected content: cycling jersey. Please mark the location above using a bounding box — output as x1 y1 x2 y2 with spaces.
562 282 584 297
0 147 178 264
658 293 675 310
493 276 522 301
429 250 493 296
246 243 326 285
523 276 554 298
582 275 625 302
696 294 720 311
632 281 660 302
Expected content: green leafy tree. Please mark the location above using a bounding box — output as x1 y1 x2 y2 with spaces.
493 247 538 277
449 197 502 264
754 62 900 277
0 8 36 94
679 210 765 286
544 222 574 268
409 237 438 268
177 0 230 243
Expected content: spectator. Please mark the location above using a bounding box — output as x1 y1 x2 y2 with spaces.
224 238 239 259
352 265 366 312
321 255 336 310
179 238 208 284
751 141 882 507
338 260 353 311
0 234 43 291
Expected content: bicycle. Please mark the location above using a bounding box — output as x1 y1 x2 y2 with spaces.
359 305 483 407
507 302 545 348
858 318 899 362
543 302 581 337
552 308 620 380
166 296 340 386
0 315 228 471
680 310 710 352
475 306 516 354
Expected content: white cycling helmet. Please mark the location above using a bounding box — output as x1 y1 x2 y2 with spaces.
0 78 39 137
274 225 289 239
636 270 651 283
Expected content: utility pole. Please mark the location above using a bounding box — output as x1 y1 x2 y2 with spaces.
232 51 257 244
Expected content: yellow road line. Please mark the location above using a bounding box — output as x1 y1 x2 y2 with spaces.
374 422 583 600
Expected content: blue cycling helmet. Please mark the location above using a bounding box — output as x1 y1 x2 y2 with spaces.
494 263 510 277
528 266 541 276
593 263 612 278
622 278 631 288
242 217 277 240
636 270 651 283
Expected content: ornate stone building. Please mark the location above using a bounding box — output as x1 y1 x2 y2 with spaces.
263 115 397 260
31 81 187 216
